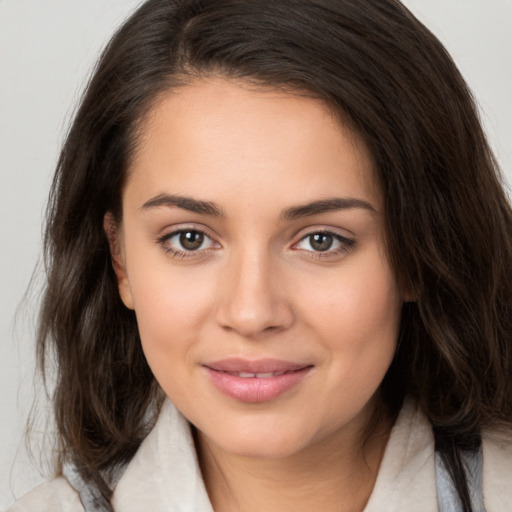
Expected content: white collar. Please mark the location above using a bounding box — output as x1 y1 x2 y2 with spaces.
112 398 438 511
363 399 437 511
112 399 213 512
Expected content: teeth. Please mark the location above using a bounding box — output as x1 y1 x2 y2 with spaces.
232 371 286 378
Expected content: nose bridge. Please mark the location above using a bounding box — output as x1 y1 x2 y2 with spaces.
216 242 292 337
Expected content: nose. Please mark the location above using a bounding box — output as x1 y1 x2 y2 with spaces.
215 248 294 339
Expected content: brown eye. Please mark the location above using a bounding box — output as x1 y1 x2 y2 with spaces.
158 228 218 258
309 233 334 252
179 231 205 250
294 230 355 257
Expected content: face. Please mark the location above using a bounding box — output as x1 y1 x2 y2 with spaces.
111 78 403 459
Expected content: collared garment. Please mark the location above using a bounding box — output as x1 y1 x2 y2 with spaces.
8 399 512 511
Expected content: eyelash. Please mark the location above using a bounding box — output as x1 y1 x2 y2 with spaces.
157 228 219 259
157 228 355 260
292 230 356 259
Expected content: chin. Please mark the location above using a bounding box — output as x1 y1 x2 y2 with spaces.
212 432 307 460
196 412 318 460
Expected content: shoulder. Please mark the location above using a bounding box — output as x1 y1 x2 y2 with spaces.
482 428 512 511
7 477 83 512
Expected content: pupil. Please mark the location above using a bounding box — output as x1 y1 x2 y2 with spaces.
310 233 333 251
180 231 204 250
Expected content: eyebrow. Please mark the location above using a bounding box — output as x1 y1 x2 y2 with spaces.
280 197 376 220
140 194 376 219
141 194 224 217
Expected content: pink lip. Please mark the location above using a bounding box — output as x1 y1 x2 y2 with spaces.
203 358 313 403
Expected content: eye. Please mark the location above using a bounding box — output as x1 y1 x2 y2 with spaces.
294 231 355 256
159 229 218 256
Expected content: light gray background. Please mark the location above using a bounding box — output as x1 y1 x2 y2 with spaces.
1 0 511 508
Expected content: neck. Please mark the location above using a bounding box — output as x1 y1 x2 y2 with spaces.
196 409 392 512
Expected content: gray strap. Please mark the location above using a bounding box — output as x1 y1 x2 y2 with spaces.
62 463 126 512
435 448 486 512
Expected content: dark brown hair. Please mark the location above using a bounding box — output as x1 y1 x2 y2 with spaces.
37 0 512 509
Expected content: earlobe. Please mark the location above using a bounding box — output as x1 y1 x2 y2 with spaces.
401 284 417 303
103 212 134 310
399 276 417 303
402 292 416 303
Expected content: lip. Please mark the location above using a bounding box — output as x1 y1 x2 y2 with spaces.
203 358 313 403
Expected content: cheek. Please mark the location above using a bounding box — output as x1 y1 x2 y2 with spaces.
129 270 213 401
303 266 401 423
303 258 401 342
124 248 217 371
297 250 401 387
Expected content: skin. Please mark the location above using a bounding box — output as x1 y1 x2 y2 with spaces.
108 77 404 512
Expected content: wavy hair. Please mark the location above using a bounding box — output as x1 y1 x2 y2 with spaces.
37 0 512 509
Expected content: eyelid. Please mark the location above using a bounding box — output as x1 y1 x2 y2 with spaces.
292 225 354 243
156 221 217 238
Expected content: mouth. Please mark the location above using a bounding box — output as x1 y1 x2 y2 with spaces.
218 370 294 378
204 357 309 374
203 358 313 403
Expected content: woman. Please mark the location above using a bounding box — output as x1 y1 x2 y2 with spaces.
9 0 512 511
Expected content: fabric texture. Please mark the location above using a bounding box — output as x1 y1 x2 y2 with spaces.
8 399 512 512
61 463 116 512
435 448 485 512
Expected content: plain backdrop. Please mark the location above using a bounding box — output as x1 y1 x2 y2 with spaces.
1 0 511 508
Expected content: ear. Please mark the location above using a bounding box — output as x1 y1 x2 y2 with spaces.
400 280 416 303
104 212 134 310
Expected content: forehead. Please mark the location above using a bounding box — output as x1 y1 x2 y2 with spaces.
126 77 381 212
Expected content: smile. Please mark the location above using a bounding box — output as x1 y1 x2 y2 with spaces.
203 359 313 403
224 371 288 378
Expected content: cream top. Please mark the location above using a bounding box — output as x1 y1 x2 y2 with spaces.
8 399 512 511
